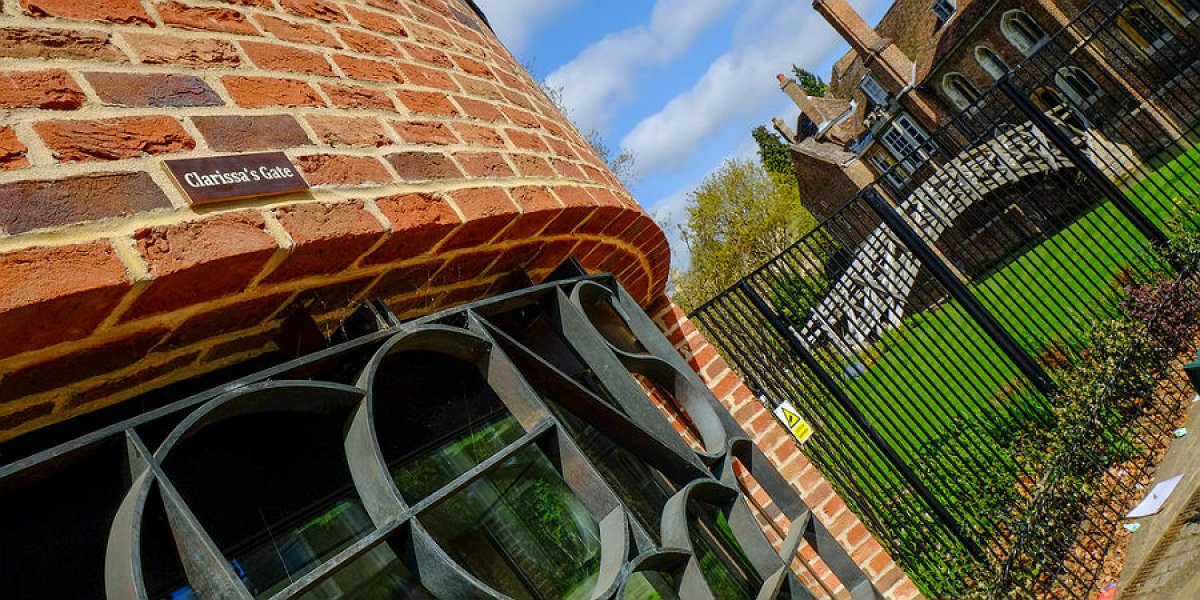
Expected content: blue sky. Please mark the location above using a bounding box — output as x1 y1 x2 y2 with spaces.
474 0 890 269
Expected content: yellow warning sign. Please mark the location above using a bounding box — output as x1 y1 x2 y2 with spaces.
773 401 813 444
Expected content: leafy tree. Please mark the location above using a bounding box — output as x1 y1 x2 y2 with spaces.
672 159 817 311
791 66 829 97
751 125 794 179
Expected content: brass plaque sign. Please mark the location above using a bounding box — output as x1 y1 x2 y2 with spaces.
164 152 309 206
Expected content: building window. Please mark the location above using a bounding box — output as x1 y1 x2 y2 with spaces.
931 0 956 23
1001 10 1047 55
869 152 912 189
877 114 933 184
1031 85 1068 111
859 74 889 106
1055 67 1103 106
975 46 1010 79
1164 0 1199 21
1117 2 1171 51
942 73 982 110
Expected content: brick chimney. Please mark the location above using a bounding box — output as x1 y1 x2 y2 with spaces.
812 0 914 94
778 73 826 131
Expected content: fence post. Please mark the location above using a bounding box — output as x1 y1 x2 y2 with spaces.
737 281 988 562
861 190 1058 397
997 78 1171 249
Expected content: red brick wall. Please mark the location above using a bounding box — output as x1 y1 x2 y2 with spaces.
649 295 924 600
0 0 668 440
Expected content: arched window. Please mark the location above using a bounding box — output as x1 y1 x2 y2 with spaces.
974 46 1010 79
1117 2 1170 50
942 73 982 110
1031 86 1067 112
1001 10 1047 55
1055 67 1102 106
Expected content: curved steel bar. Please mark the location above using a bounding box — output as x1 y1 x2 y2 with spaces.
105 442 154 600
614 549 692 600
408 520 510 599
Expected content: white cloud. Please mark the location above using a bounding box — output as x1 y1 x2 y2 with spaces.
620 0 880 178
544 0 736 134
474 0 575 54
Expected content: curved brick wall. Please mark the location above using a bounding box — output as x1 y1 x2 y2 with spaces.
0 0 667 439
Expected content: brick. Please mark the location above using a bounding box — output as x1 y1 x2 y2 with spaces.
338 28 402 57
397 62 458 90
266 200 386 281
278 0 348 22
124 34 241 67
85 72 222 107
159 292 291 350
157 1 256 34
367 261 441 299
0 27 126 61
306 115 391 148
455 75 502 100
0 69 85 110
0 172 170 234
333 54 403 83
192 114 312 152
241 41 335 76
364 193 461 264
438 187 517 251
392 120 458 145
485 242 542 276
550 158 585 179
401 42 451 67
295 154 392 186
0 241 132 360
222 76 324 107
0 126 29 170
455 152 513 178
255 15 339 47
451 123 505 148
510 154 555 177
203 329 278 363
0 403 55 432
293 275 375 314
0 327 168 403
35 116 195 163
386 151 463 181
430 251 497 287
503 106 542 128
65 351 200 410
453 54 493 78
506 129 548 152
454 96 506 122
20 0 152 25
345 6 405 34
125 212 279 319
322 83 395 110
397 90 458 116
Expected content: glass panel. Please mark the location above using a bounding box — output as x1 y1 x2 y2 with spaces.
418 444 602 600
238 501 375 597
622 572 679 600
688 501 762 600
391 412 524 501
294 542 436 600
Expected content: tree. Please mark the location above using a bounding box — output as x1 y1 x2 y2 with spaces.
751 125 794 179
539 81 637 185
791 66 829 97
672 159 817 311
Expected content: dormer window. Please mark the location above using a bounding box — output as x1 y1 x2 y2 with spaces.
859 74 889 107
932 0 956 23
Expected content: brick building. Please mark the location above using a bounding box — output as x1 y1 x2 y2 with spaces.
0 1 921 598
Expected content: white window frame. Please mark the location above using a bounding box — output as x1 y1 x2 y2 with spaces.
974 46 1010 80
931 0 956 23
942 73 981 110
877 115 933 184
859 74 889 106
1001 10 1047 56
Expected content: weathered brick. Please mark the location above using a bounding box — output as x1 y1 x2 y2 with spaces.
506 129 549 152
455 74 503 100
0 173 171 234
242 41 335 76
550 157 586 179
124 33 241 67
85 72 222 107
278 0 347 23
451 123 505 148
35 116 195 162
295 154 392 186
386 151 463 180
346 5 407 34
455 152 514 178
429 251 497 287
267 200 386 281
334 54 403 83
192 114 312 152
397 90 458 116
0 403 55 432
396 62 458 90
65 350 200 410
0 27 126 61
255 14 339 47
293 275 375 314
510 154 555 177
322 83 395 110
125 212 279 320
20 0 152 25
159 292 291 350
0 327 168 403
453 54 493 78
366 261 441 299
0 69 85 110
202 328 278 363
486 242 542 276
305 115 391 148
157 1 256 34
391 120 458 145
454 96 506 122
364 192 461 264
0 126 29 170
0 241 132 360
222 76 324 107
438 187 517 251
338 28 402 57
503 106 543 128
401 42 451 67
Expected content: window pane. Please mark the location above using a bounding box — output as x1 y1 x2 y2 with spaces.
688 500 762 600
295 542 435 600
418 445 603 600
391 412 524 501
